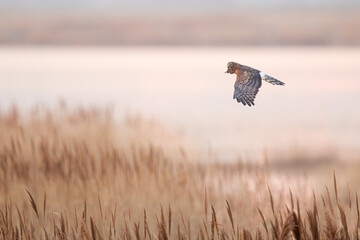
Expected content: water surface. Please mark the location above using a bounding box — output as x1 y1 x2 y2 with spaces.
1 46 359 161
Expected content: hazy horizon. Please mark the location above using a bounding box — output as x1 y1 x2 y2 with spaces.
1 10 360 46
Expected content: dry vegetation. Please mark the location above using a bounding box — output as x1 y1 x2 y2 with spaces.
0 104 359 240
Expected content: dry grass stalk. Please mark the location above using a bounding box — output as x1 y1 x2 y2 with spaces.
257 207 268 239
324 209 341 240
226 200 235 236
157 215 168 240
289 189 294 212
205 189 208 222
202 219 209 240
81 220 91 240
270 219 279 240
291 211 300 240
43 191 47 220
25 188 39 219
307 193 319 240
347 182 352 210
326 186 336 217
134 222 140 240
338 204 350 240
279 213 295 240
356 193 360 240
144 210 148 239
243 229 252 240
334 172 339 205
268 187 275 218
90 217 97 240
98 196 103 220
168 206 172 238
211 206 219 238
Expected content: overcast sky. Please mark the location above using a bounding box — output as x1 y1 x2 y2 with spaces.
1 0 360 12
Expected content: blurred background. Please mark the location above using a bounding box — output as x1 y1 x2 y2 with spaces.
1 1 360 238
0 0 360 163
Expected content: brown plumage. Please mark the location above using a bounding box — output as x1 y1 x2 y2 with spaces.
225 62 285 106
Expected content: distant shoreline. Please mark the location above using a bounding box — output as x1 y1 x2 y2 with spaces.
0 10 359 45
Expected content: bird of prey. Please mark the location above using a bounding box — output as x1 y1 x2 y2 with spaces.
225 62 285 106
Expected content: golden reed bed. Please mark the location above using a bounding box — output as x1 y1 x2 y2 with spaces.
0 105 359 239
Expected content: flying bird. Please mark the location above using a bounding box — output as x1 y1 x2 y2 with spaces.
225 62 285 106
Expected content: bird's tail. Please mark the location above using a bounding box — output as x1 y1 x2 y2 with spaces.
260 72 285 85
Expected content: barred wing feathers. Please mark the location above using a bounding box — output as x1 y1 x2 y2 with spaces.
233 72 262 106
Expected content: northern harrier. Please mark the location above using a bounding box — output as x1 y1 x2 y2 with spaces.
226 62 285 106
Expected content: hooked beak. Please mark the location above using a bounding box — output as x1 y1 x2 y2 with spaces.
225 69 229 73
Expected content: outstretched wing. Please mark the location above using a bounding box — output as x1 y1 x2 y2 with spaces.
233 71 262 106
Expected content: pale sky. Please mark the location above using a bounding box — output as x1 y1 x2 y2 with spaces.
1 0 359 12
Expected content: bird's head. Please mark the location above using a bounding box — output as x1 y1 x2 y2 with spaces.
225 62 237 74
